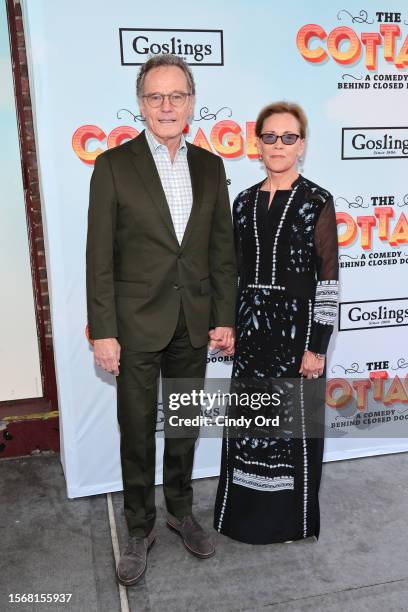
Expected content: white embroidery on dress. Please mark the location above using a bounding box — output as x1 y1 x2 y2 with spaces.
314 280 339 326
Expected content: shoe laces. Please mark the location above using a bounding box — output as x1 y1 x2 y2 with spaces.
181 514 204 535
124 536 146 558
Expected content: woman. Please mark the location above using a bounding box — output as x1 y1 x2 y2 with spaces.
214 102 339 544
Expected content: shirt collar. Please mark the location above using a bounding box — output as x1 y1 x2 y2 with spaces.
145 128 187 154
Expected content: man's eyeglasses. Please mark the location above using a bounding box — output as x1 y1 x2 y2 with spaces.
260 133 301 145
142 92 192 108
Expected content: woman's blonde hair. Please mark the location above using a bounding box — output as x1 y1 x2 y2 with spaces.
255 101 308 139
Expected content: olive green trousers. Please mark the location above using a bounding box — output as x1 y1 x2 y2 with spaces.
116 303 207 537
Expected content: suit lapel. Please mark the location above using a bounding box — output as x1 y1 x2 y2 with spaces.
130 131 178 243
180 142 203 251
129 131 204 250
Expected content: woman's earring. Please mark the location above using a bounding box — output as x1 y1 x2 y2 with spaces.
298 156 304 172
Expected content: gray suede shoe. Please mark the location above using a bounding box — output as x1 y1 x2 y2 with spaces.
116 530 155 586
166 513 215 559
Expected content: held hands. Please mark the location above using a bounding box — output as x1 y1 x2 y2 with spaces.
94 338 121 376
299 350 325 379
208 326 235 356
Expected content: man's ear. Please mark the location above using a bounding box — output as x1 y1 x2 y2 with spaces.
189 96 195 121
138 97 145 119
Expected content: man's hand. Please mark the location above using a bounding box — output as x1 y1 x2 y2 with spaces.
93 338 121 376
299 350 325 379
208 327 235 356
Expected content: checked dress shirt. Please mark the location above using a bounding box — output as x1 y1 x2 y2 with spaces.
145 127 193 244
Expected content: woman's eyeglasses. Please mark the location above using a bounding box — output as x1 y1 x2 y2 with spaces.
260 133 301 145
142 92 192 108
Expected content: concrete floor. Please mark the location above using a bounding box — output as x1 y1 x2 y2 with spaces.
1 453 408 612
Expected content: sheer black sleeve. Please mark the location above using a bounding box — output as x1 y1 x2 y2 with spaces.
308 196 339 354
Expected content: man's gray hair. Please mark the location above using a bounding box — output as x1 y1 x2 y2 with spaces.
136 54 196 98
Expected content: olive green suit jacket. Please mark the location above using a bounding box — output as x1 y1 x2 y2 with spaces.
86 130 237 351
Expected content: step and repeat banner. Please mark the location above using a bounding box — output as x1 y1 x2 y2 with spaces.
21 0 408 497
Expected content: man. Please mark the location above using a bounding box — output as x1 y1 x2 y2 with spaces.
86 54 237 586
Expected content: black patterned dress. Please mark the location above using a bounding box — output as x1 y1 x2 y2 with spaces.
213 175 339 544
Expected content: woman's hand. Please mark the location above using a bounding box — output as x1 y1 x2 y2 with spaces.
208 327 235 355
299 350 325 379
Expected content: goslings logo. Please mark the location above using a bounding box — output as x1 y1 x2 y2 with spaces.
119 28 223 66
342 127 408 160
339 298 408 331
